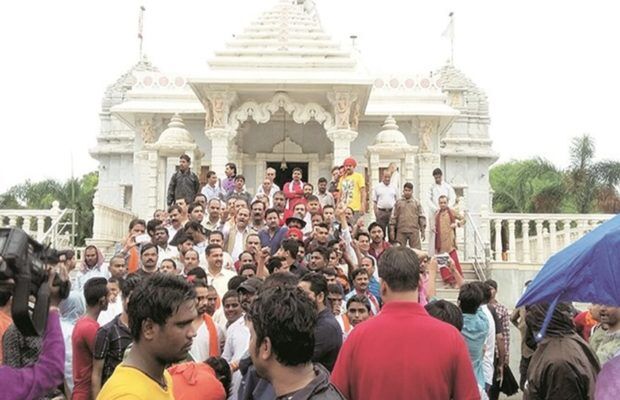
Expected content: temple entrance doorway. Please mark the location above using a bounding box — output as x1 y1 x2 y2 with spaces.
266 161 309 189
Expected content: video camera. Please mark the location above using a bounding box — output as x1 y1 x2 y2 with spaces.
0 228 67 336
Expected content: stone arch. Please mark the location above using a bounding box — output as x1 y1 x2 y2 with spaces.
228 92 335 131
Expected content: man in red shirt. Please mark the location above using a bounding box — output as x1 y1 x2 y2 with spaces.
72 277 109 400
331 247 480 400
283 167 305 211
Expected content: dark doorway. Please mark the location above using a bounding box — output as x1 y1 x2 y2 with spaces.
266 162 309 189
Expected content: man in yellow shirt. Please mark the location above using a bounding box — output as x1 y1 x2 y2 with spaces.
97 274 198 400
337 157 367 223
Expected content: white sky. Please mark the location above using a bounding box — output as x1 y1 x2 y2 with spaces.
1 0 619 192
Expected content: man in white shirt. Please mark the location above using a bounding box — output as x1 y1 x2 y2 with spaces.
205 243 237 298
201 170 225 201
153 225 180 267
223 207 253 261
254 177 277 207
189 279 226 363
204 198 223 232
223 278 262 400
207 230 235 271
166 205 184 243
428 168 457 215
317 177 335 208
372 170 398 234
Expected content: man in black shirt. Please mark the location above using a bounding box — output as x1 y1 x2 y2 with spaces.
91 274 142 398
167 154 200 206
298 272 343 372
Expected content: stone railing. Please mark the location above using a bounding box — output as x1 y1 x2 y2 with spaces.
488 213 614 264
88 203 136 255
0 201 76 247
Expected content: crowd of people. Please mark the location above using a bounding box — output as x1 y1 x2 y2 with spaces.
0 153 619 400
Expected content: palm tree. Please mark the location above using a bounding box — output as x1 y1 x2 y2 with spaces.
566 134 620 213
491 157 565 213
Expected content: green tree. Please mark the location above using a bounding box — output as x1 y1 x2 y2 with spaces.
567 134 620 213
0 172 98 245
490 158 566 213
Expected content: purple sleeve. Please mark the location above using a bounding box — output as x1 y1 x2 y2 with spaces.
0 310 65 400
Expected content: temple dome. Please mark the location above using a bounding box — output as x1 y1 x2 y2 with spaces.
374 116 407 145
156 114 194 146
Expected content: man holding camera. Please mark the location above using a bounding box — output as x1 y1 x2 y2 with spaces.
0 263 69 399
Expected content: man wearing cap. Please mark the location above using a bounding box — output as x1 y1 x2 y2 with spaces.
338 157 367 223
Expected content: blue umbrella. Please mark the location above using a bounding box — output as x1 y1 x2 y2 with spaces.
516 213 620 339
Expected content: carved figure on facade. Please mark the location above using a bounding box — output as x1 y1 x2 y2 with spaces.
419 119 435 153
350 101 361 131
207 91 236 129
201 98 213 130
139 118 156 143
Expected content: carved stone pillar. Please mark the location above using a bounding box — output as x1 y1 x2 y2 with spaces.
327 91 359 166
327 129 358 167
206 128 236 178
507 219 516 262
522 219 531 263
202 91 237 178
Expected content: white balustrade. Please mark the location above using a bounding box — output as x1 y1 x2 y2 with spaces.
487 213 613 264
0 201 71 244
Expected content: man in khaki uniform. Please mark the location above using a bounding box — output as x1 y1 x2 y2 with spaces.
389 182 426 249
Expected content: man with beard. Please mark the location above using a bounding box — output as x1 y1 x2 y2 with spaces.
283 168 306 211
137 243 159 276
247 286 345 399
317 177 335 208
368 222 391 261
308 247 329 272
75 245 107 290
223 278 262 400
154 225 179 268
272 191 287 225
259 208 289 255
97 274 198 399
298 273 343 372
189 279 225 363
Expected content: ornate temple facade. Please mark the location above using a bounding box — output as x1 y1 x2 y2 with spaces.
89 0 497 251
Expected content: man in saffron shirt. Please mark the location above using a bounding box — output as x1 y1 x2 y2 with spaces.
331 247 479 400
